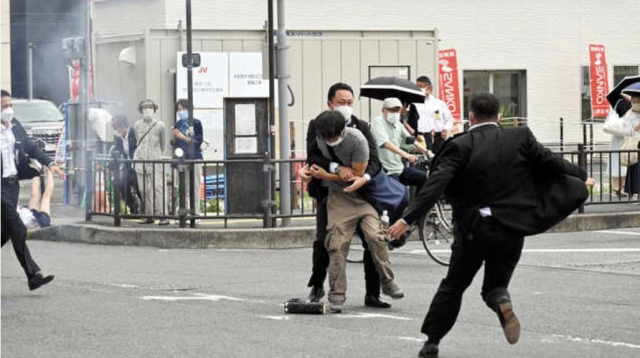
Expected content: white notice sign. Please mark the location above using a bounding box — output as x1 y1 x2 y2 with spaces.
235 137 258 154
176 52 228 108
235 104 256 135
229 52 269 98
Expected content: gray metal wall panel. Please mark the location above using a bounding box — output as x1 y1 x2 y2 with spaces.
201 40 223 52
339 39 361 103
321 40 342 98
221 40 243 52
241 40 263 52
288 39 305 157
359 40 380 121
398 40 418 80
301 40 323 127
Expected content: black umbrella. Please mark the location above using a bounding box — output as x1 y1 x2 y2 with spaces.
360 76 425 104
606 75 640 108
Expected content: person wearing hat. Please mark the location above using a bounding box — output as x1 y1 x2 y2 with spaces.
371 97 432 248
620 83 640 197
133 99 169 225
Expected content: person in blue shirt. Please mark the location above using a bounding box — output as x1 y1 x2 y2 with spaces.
171 99 204 215
171 99 203 160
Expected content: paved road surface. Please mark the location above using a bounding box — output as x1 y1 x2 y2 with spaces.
3 229 640 358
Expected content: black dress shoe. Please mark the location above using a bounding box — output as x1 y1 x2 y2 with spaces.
139 218 154 224
28 272 55 291
364 294 391 308
418 342 439 358
307 286 325 302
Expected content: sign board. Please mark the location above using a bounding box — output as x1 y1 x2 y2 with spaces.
588 44 610 118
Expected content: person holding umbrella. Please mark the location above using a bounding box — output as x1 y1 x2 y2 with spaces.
619 83 640 196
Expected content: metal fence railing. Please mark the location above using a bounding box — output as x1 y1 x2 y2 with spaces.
83 142 640 228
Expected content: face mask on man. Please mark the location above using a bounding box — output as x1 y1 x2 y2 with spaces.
633 103 640 112
325 130 345 147
332 105 353 121
385 112 400 124
142 108 154 119
1 107 14 123
177 110 189 120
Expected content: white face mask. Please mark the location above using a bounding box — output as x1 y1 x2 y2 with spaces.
385 112 400 124
633 103 640 112
1 107 14 123
142 108 154 118
325 130 345 147
332 105 353 121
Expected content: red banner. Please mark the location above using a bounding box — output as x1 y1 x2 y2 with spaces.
69 61 94 101
438 49 462 129
589 44 609 118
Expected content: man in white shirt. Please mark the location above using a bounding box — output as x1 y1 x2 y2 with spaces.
409 76 454 154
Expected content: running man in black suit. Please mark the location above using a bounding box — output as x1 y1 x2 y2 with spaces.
387 93 595 358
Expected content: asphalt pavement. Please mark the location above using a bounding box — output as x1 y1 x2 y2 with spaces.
2 230 640 358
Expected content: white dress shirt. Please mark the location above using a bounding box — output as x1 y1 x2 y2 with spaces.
415 95 454 133
1 122 18 177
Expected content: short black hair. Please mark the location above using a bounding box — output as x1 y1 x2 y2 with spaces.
1 89 10 98
314 110 345 140
327 82 354 103
470 93 500 121
175 99 191 112
111 115 130 128
416 76 432 86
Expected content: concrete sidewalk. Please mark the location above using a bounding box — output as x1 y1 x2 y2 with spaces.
30 196 640 249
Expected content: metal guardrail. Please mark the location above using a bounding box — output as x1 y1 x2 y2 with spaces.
84 142 640 228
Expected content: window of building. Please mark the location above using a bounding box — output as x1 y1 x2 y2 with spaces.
462 70 527 120
581 65 639 120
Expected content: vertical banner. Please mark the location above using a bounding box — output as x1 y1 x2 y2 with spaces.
68 61 94 101
589 44 610 118
438 49 462 130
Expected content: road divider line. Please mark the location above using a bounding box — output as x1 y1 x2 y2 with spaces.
337 312 415 321
141 293 261 303
545 334 640 350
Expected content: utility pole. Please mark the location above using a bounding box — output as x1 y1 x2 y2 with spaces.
276 0 291 226
183 0 198 228
27 42 35 100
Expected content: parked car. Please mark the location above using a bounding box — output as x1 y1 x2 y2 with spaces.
11 99 64 154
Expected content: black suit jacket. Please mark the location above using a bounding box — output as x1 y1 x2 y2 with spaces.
4 118 53 179
305 115 381 199
114 129 138 160
402 124 588 236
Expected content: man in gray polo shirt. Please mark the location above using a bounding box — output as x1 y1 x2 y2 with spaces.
308 110 404 313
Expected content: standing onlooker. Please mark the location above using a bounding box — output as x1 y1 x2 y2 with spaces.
1 89 66 206
133 99 169 225
407 76 453 154
171 99 204 214
621 85 640 197
111 115 141 214
387 93 594 358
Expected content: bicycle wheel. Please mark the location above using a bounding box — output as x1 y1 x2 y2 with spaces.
419 212 453 266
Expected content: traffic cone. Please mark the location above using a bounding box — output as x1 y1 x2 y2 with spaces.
94 165 111 213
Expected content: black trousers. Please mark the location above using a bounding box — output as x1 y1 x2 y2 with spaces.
118 167 141 214
1 197 41 278
1 177 20 207
307 195 381 296
421 217 524 343
422 131 445 154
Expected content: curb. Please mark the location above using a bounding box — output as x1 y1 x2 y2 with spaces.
31 212 640 249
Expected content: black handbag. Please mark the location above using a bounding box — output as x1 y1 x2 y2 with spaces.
365 170 406 214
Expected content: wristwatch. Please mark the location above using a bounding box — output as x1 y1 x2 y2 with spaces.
333 165 341 174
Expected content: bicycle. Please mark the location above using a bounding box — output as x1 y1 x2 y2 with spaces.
412 153 453 266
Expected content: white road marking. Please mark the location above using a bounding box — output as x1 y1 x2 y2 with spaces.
523 248 640 253
107 283 141 288
337 312 415 321
545 334 640 350
410 248 640 255
141 293 259 303
398 336 425 342
597 230 640 236
258 315 291 321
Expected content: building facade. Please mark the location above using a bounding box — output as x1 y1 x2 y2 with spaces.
90 0 640 151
